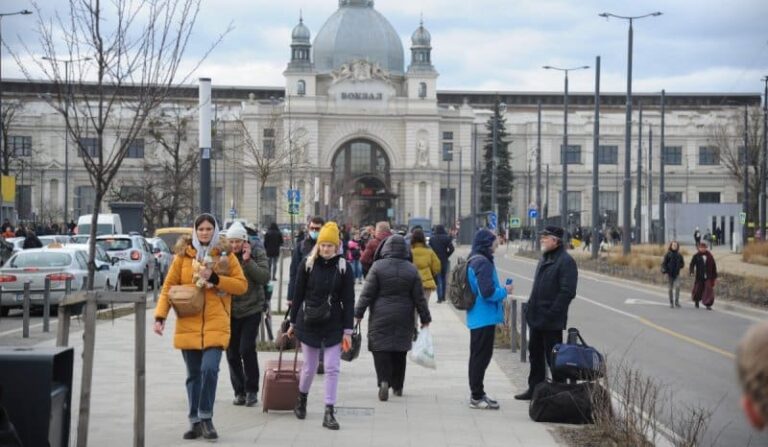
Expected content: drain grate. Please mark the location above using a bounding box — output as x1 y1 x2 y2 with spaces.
334 406 375 417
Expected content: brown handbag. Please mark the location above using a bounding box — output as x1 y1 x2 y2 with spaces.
168 285 204 317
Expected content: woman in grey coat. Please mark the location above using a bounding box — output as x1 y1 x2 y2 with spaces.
354 235 431 401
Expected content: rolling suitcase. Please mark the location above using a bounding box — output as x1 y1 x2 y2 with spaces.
262 343 302 412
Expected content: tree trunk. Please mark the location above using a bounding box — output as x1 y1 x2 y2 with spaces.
86 190 106 290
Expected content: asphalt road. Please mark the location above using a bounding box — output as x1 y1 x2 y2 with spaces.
493 247 768 447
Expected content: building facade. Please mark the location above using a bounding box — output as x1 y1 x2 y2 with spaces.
2 0 762 240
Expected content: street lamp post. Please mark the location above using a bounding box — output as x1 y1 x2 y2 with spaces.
42 56 91 229
762 76 768 241
599 10 662 254
543 64 590 232
0 9 33 224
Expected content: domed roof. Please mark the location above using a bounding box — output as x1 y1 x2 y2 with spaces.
292 17 311 43
411 21 431 47
313 0 404 75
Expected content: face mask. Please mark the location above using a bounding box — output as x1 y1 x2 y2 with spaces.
309 231 320 240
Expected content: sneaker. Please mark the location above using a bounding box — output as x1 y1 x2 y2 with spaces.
245 392 258 407
232 394 246 406
469 395 500 410
378 381 389 401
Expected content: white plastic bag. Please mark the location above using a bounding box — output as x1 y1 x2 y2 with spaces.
409 327 436 369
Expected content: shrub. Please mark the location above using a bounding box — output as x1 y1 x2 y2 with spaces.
743 241 768 266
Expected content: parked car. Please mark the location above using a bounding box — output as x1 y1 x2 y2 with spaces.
95 234 158 289
77 213 123 236
39 235 72 246
147 237 172 285
70 235 90 244
0 246 110 316
66 243 121 291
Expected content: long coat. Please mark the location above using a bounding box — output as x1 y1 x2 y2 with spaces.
155 237 248 350
289 254 355 348
263 228 283 258
526 244 578 331
411 242 441 291
355 235 431 352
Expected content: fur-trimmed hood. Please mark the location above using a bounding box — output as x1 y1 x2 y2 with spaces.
174 234 229 258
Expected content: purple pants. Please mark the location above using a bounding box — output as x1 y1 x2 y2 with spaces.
299 342 341 405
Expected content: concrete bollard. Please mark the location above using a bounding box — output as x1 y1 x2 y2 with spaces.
520 303 528 363
43 277 51 333
510 298 518 353
22 281 31 338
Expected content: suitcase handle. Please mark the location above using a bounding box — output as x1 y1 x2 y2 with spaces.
277 337 300 372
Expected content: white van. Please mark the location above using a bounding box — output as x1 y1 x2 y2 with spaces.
77 214 123 236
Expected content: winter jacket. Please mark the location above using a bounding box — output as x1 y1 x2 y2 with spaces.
155 237 248 350
288 236 316 300
355 235 431 352
231 247 270 319
661 250 685 279
526 243 578 331
429 225 454 268
689 251 717 282
360 230 392 274
411 242 441 291
289 254 355 348
346 239 362 262
22 235 43 249
263 228 283 258
467 229 507 330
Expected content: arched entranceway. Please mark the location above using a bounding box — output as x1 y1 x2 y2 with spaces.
331 139 395 226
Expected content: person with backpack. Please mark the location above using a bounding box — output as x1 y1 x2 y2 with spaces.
287 222 355 430
263 222 283 280
465 229 513 410
354 234 431 401
515 225 577 401
661 240 685 308
429 224 454 303
347 231 363 284
411 228 441 303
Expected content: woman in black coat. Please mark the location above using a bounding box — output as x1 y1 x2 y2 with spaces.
263 223 283 280
661 240 685 308
354 234 431 401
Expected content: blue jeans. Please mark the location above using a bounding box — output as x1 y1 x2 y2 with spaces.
436 260 449 302
350 259 362 280
182 348 223 422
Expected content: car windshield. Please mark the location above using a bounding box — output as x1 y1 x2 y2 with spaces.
78 223 115 236
70 235 89 244
157 233 185 249
96 238 133 251
9 252 72 268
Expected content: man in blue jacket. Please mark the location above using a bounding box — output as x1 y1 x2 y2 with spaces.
467 229 514 409
515 225 578 400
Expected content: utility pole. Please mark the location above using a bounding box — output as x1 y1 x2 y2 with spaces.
761 76 768 240
535 101 542 251
199 78 212 214
659 90 666 244
591 56 601 260
648 125 653 244
743 103 748 247
636 102 643 244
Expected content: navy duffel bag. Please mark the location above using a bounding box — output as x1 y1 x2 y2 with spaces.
551 328 605 381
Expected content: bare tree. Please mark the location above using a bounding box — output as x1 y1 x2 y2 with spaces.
0 99 26 175
15 0 228 290
710 106 765 221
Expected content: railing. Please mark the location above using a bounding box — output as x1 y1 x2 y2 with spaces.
507 295 528 363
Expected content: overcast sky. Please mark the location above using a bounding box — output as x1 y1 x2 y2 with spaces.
3 0 767 95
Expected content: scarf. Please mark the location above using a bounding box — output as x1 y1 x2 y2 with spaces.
191 213 220 261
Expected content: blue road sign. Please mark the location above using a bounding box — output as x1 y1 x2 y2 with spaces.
528 209 538 219
488 212 497 230
287 189 301 203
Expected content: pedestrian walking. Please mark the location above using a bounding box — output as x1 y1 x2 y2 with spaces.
264 222 283 280
466 229 514 409
429 224 454 303
346 233 363 284
354 234 431 401
515 225 577 401
661 240 685 308
737 321 768 432
694 227 702 246
287 222 355 430
689 242 718 310
411 228 441 304
153 214 248 441
224 222 270 407
360 221 392 276
22 230 43 249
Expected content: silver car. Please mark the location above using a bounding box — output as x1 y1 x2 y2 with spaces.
95 235 158 289
147 237 172 285
0 247 110 316
66 243 122 291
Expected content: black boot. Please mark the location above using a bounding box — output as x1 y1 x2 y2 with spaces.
182 422 202 440
200 419 218 441
245 392 258 407
514 389 534 401
232 394 245 406
294 392 308 420
323 405 340 430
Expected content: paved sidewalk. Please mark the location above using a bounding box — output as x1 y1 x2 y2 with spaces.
35 283 560 446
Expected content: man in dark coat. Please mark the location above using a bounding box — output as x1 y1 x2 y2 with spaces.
354 235 431 400
429 224 454 303
22 231 43 249
263 223 283 280
360 221 392 275
661 241 685 308
515 225 578 401
689 242 717 310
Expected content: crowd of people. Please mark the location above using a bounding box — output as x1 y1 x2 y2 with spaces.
148 213 765 442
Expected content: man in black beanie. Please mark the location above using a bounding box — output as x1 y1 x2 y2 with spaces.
515 225 578 400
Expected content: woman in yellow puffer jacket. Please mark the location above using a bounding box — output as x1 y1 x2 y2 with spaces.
154 213 247 441
410 228 441 303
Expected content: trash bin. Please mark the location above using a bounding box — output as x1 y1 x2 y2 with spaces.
0 347 74 447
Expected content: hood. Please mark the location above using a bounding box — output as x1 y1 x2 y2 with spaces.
379 234 410 260
433 225 447 235
190 213 221 260
471 229 496 258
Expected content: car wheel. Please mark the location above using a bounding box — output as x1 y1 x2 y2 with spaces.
0 307 8 317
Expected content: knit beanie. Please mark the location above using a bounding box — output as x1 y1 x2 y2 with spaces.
317 222 341 247
226 222 248 241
